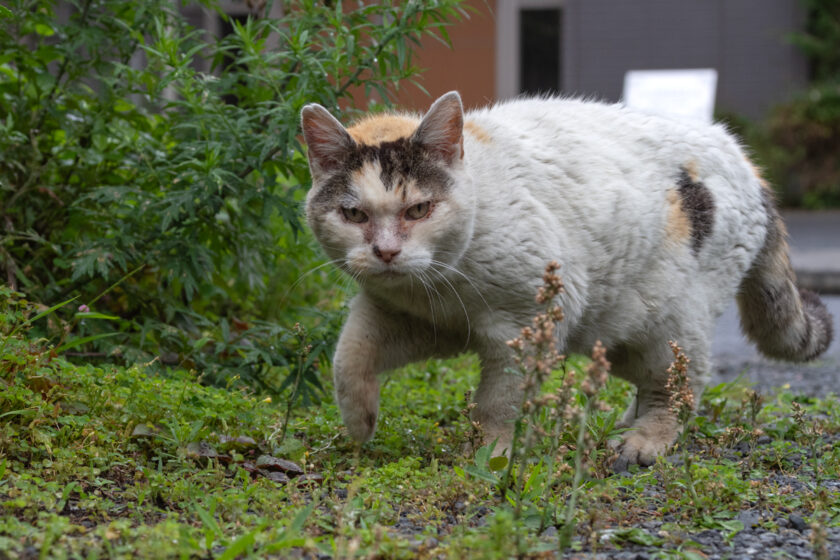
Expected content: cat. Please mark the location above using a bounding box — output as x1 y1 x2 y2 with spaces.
300 91 833 470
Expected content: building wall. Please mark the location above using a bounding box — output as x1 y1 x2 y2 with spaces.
394 0 808 120
389 0 497 113
562 0 808 119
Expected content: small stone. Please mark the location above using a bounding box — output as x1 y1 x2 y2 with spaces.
541 526 558 538
296 473 324 487
255 455 304 476
218 435 258 452
240 461 259 474
789 514 808 532
756 435 771 445
737 510 760 529
184 441 218 460
261 470 290 484
759 532 780 546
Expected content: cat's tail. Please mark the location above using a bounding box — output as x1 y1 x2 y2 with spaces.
736 195 833 362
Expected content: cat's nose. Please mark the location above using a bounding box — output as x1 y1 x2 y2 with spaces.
373 245 401 263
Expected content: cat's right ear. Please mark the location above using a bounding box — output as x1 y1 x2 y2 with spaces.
301 104 356 181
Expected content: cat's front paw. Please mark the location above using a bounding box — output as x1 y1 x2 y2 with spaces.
334 376 380 443
610 411 678 472
342 406 378 442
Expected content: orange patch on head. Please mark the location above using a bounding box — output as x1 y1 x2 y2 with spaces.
464 120 492 144
347 114 420 146
665 188 691 245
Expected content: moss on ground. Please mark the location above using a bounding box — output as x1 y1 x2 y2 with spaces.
1 314 839 559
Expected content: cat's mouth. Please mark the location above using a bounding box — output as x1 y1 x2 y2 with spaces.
361 263 415 282
373 268 407 278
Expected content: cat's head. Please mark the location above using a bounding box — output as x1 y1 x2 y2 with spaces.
301 91 475 286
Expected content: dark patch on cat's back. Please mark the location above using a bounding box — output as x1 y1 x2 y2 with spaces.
676 168 715 254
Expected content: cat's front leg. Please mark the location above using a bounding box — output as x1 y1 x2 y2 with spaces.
472 352 522 456
332 293 443 443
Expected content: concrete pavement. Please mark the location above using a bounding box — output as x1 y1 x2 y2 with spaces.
783 210 840 294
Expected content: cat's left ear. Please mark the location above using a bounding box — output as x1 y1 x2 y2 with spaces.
412 91 464 165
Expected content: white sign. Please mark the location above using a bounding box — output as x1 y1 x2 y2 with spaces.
623 68 718 124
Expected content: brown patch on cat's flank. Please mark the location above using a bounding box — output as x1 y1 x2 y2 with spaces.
683 160 700 183
676 168 715 254
664 188 691 245
465 120 492 144
348 114 419 146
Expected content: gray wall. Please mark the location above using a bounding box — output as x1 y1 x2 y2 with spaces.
562 0 809 119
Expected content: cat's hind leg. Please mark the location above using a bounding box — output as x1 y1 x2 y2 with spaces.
608 331 710 472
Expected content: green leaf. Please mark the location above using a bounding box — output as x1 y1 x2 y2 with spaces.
34 23 54 36
463 464 498 484
74 312 121 321
217 527 260 560
29 297 79 325
55 332 121 354
194 505 222 536
488 455 508 472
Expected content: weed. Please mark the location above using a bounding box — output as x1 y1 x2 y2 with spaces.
456 262 614 554
665 341 700 508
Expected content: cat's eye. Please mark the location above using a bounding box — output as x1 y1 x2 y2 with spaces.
341 206 368 224
405 201 431 221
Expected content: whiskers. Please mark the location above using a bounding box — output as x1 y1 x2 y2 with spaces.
429 257 492 314
420 258 492 351
285 247 491 354
411 268 441 345
282 257 358 306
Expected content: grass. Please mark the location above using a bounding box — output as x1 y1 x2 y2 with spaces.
1 297 839 559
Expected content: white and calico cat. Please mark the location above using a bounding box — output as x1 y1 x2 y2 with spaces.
300 91 833 469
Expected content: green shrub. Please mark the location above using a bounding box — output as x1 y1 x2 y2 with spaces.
749 0 840 207
0 0 467 394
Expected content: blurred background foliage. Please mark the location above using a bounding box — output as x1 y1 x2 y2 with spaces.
736 0 840 208
0 0 467 400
